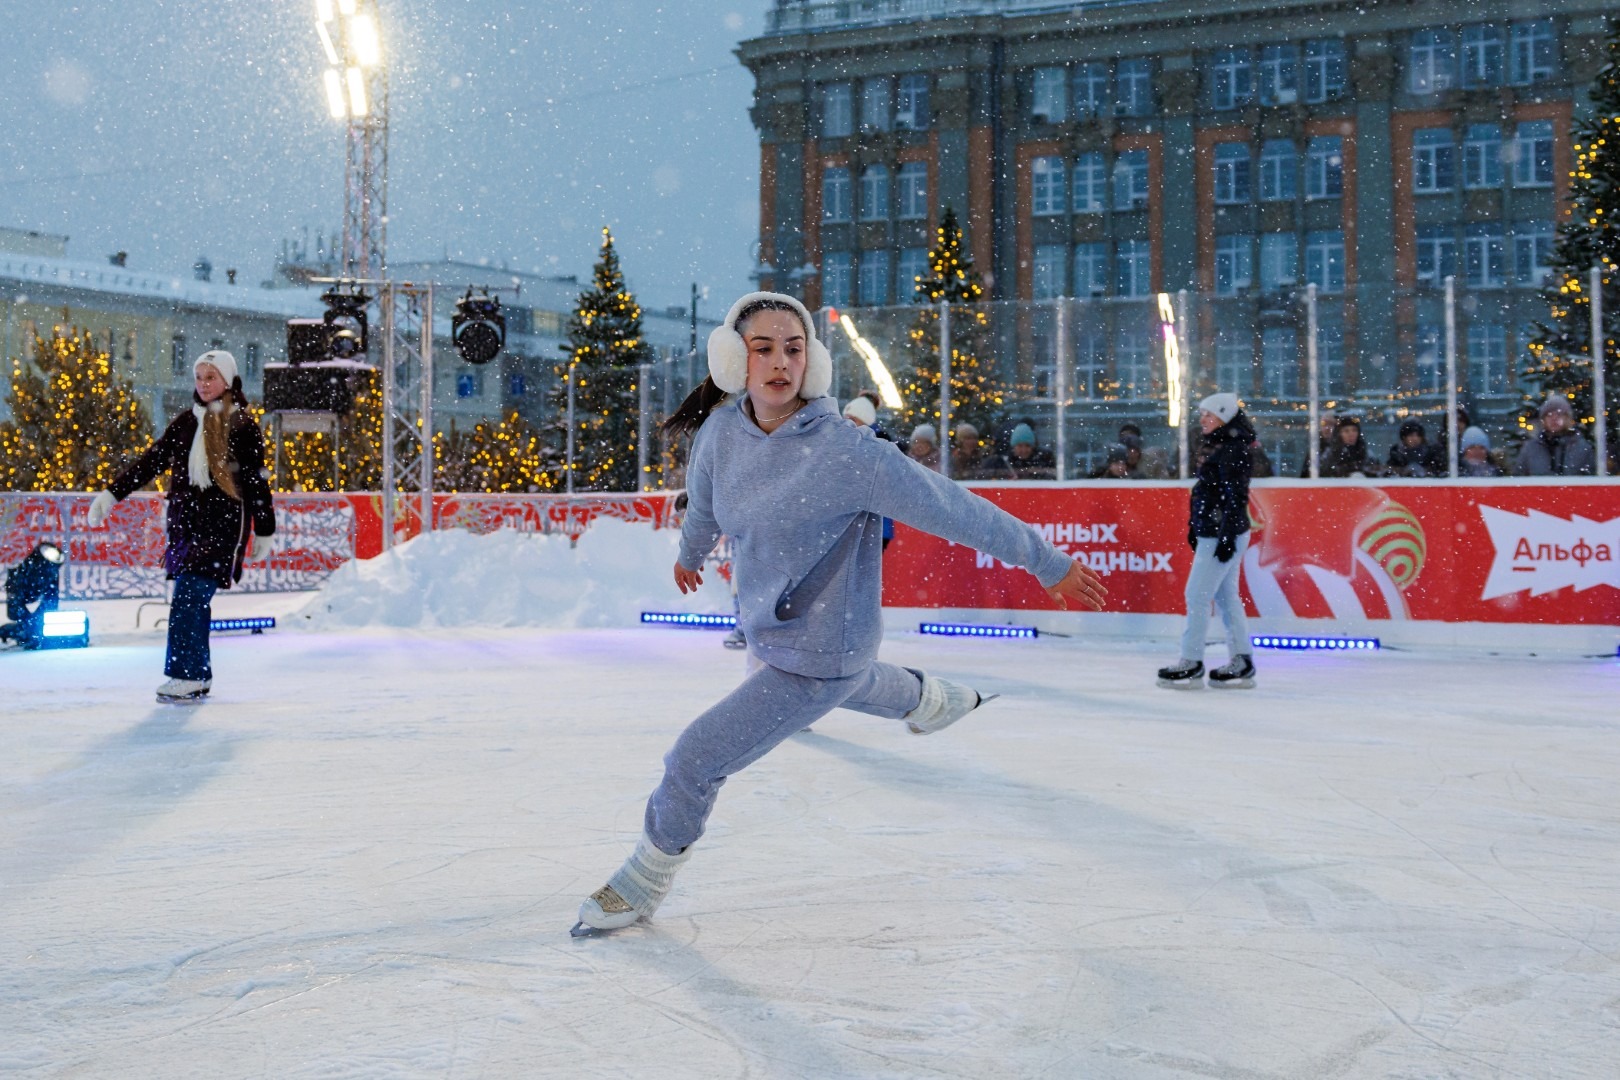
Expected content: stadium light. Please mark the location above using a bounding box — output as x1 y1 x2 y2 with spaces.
345 67 368 117
323 69 347 118
830 310 904 409
349 13 381 67
453 291 506 365
641 612 736 629
920 621 1038 640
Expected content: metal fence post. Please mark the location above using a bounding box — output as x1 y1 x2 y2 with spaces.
938 300 952 480
1594 264 1608 477
1444 275 1458 479
1054 298 1068 481
1306 283 1320 480
637 360 652 492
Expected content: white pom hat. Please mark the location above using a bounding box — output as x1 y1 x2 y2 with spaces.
706 292 832 398
194 349 239 388
1199 392 1241 425
842 396 877 425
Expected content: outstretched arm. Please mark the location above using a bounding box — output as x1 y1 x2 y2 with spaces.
108 418 183 500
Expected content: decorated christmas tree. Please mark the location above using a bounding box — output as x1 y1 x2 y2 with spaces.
547 227 653 491
1522 17 1619 454
0 328 153 491
898 206 1002 441
259 369 383 492
435 409 558 493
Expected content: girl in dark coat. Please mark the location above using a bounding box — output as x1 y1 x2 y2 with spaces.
88 350 276 702
1318 414 1374 478
1159 393 1255 688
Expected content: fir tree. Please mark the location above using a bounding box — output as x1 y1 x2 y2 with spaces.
898 206 1003 441
1522 16 1619 455
0 328 154 491
435 410 558 493
548 227 653 491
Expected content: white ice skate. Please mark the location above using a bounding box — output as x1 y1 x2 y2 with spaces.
1207 655 1256 689
156 678 211 704
571 833 693 937
904 674 991 735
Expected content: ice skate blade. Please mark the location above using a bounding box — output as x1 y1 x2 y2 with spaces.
721 640 747 650
156 693 209 705
1209 678 1256 689
1156 678 1206 690
570 921 608 938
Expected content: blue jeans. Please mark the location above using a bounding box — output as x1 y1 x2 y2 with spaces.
165 574 218 681
1178 534 1251 663
644 660 924 854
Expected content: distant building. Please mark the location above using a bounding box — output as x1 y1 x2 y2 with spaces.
740 0 1611 447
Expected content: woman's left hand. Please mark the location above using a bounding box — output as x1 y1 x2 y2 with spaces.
1045 559 1108 611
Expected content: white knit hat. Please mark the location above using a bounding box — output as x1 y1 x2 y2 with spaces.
842 396 877 425
910 423 937 446
706 292 832 398
195 349 239 387
1199 392 1241 424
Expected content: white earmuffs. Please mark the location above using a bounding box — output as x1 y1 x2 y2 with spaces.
706 291 832 398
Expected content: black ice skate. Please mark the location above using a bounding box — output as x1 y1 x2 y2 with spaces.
1156 659 1205 689
156 678 211 704
1207 654 1256 689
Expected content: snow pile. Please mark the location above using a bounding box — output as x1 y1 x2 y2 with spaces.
296 520 731 629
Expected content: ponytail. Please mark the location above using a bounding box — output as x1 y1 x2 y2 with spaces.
662 375 728 439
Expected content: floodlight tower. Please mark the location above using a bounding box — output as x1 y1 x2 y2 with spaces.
315 0 388 279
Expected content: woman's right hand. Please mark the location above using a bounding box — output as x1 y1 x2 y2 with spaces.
673 562 704 594
87 490 116 528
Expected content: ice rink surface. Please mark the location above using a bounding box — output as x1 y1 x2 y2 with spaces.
4 600 1617 1079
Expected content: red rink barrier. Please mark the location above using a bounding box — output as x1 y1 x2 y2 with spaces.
882 480 1620 629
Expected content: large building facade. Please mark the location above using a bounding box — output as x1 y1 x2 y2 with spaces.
740 0 1612 458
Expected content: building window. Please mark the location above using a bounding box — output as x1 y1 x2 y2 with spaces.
1216 331 1252 392
897 247 929 301
1415 323 1444 393
1074 242 1108 296
1074 62 1108 119
170 334 187 376
457 372 478 399
244 342 261 378
1259 140 1296 202
1412 128 1456 194
896 74 929 130
859 165 890 221
1318 322 1346 396
1031 156 1066 216
897 162 928 220
1305 230 1345 293
822 252 853 307
1416 225 1458 287
1074 331 1106 400
1408 29 1457 94
1514 221 1555 286
1116 239 1151 299
1262 327 1295 397
1115 327 1152 395
1305 136 1342 200
1467 323 1509 393
1073 152 1106 213
1032 244 1067 300
1460 25 1504 87
1303 38 1347 102
1513 121 1554 187
1113 150 1150 211
1215 234 1254 295
1509 19 1556 86
1464 223 1507 288
1463 124 1503 189
821 82 852 138
1210 47 1253 110
1259 232 1298 291
858 250 891 306
822 166 851 222
861 76 893 132
1213 141 1251 205
1032 66 1067 123
508 372 527 397
1258 44 1297 105
1115 58 1154 116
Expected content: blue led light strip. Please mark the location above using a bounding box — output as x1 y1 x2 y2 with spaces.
210 617 277 632
918 622 1038 640
640 612 737 629
1250 635 1380 651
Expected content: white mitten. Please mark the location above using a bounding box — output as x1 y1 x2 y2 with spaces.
87 490 116 528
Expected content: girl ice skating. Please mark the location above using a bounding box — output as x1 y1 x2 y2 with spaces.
88 350 276 703
573 292 1106 935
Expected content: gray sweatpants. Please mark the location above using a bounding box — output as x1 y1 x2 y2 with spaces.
643 660 925 855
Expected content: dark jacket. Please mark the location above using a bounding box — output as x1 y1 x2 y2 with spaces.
1189 413 1254 540
1006 447 1056 480
1386 439 1445 478
1514 429 1596 476
1318 435 1374 478
110 401 276 588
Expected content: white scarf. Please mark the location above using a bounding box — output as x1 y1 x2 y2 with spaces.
188 401 224 490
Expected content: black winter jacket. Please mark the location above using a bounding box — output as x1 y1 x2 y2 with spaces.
1189 414 1254 540
110 402 276 588
1318 436 1374 478
1386 440 1445 478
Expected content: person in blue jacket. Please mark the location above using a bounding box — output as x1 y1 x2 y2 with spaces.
574 292 1107 935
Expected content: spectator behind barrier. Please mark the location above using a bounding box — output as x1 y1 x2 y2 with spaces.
1090 443 1132 479
1459 426 1505 478
1120 422 1169 478
1386 420 1446 478
907 424 941 471
1318 414 1373 478
1299 411 1338 478
950 423 1003 480
1006 422 1056 480
1515 394 1596 477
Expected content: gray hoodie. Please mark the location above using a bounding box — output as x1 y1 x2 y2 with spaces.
679 396 1074 678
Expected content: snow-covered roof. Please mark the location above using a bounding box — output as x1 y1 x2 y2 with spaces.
0 252 325 319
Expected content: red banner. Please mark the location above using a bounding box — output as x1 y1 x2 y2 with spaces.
881 481 1620 627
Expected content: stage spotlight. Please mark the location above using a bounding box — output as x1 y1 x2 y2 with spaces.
453 290 506 365
38 610 90 650
1 542 67 649
266 287 373 415
321 287 371 359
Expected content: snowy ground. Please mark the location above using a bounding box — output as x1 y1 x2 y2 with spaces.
4 590 1617 1079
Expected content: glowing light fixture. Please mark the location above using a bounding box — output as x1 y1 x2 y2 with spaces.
323 69 347 118
1251 635 1380 651
315 20 340 65
348 13 381 68
39 610 90 650
641 612 737 629
337 0 356 14
919 622 1038 640
345 66 368 117
1157 293 1183 428
315 0 334 22
830 309 904 409
210 617 277 634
